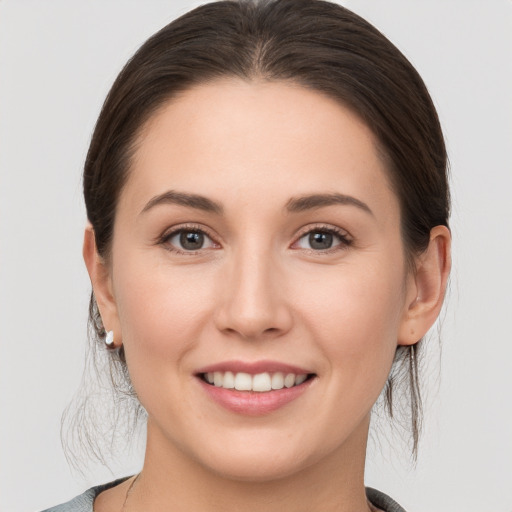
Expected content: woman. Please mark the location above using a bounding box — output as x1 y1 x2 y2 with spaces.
43 1 451 511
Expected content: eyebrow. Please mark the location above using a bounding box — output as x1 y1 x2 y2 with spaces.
285 193 373 216
140 190 372 217
140 190 223 215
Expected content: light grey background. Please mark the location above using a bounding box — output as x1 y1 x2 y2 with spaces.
1 1 511 511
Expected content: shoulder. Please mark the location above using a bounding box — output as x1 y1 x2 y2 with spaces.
40 478 130 512
366 487 408 512
42 481 404 512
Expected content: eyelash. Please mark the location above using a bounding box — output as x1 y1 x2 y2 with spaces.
158 224 352 255
293 224 353 253
159 223 219 255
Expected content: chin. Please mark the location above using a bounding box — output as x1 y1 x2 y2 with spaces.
185 427 344 484
200 452 312 483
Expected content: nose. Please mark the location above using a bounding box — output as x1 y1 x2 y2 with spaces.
214 247 293 341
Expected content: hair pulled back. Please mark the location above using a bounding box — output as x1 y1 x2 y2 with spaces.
82 0 449 458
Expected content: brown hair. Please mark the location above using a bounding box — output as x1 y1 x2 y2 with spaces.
80 0 449 460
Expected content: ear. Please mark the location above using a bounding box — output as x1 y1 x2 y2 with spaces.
83 224 122 347
398 225 451 346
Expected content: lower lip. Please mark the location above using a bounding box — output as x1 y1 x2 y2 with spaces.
198 377 314 416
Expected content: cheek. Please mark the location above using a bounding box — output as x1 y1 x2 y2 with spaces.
111 255 221 422
112 253 217 363
299 261 406 376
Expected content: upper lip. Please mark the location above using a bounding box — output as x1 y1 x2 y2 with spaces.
195 360 314 375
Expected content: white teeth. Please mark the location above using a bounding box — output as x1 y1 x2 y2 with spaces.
213 371 223 387
271 372 284 390
234 372 252 391
295 374 307 385
223 371 235 389
204 371 309 392
284 373 295 388
252 372 272 392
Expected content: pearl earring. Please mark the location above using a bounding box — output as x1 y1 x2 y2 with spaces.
105 330 115 348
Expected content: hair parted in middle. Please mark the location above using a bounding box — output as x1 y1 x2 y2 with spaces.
73 0 449 463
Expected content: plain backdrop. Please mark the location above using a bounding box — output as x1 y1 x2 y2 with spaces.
1 1 511 511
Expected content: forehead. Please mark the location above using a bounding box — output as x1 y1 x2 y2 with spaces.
124 79 397 220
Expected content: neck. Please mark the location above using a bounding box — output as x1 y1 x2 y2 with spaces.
127 415 373 512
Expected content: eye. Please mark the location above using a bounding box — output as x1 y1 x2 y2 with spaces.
294 227 351 251
163 228 217 253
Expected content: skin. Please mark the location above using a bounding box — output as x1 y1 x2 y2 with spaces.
85 79 451 512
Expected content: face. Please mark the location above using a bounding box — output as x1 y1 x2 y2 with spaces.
104 80 415 480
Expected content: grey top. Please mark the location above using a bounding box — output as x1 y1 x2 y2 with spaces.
41 479 406 512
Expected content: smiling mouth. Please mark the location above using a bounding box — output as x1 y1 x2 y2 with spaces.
200 371 316 392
